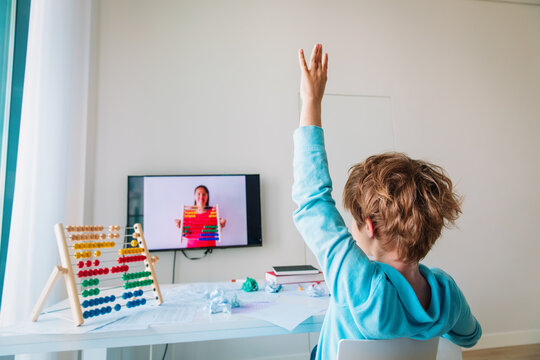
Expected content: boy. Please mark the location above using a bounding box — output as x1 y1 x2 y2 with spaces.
293 44 481 360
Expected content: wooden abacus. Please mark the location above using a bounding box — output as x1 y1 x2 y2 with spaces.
31 223 163 326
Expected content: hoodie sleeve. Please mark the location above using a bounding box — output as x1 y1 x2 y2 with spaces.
443 285 482 347
292 126 382 305
433 269 482 348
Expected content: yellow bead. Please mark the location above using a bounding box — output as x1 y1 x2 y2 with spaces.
94 250 101 257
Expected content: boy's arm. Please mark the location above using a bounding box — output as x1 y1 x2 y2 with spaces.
442 276 483 347
293 45 380 304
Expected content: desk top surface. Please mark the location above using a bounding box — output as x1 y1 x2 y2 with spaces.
0 282 328 355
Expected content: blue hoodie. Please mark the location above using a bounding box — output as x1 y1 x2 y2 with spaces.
292 126 481 360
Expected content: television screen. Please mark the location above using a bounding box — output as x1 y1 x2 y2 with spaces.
127 174 262 251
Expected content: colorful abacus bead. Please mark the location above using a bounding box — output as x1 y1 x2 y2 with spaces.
83 306 112 319
123 279 153 289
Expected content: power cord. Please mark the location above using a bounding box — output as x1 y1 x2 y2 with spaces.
161 250 178 360
161 248 212 360
181 248 212 260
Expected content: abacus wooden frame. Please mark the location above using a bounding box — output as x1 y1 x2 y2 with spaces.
30 223 163 326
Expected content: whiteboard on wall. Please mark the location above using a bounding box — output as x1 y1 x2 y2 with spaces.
301 94 395 226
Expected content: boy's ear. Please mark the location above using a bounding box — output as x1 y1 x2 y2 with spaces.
365 218 375 238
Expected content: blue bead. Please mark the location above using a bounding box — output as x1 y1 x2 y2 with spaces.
110 295 116 302
141 298 146 305
114 304 121 311
83 311 89 318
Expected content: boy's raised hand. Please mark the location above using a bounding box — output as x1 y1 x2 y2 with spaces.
298 43 328 104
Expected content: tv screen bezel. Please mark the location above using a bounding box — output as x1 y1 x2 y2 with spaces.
127 174 262 252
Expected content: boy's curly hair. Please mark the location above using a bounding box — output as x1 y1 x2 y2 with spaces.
343 152 462 263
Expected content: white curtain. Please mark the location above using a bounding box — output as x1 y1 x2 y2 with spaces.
0 0 92 358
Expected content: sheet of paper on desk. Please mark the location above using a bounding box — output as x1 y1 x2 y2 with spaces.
240 295 328 331
92 304 198 332
240 302 324 332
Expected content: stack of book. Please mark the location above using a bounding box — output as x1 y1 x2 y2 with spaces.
266 265 325 285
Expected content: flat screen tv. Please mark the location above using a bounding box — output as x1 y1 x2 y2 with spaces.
127 174 262 251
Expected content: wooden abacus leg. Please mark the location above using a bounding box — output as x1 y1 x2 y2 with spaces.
30 265 68 322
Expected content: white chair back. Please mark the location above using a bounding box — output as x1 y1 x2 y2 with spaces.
436 337 462 360
337 337 439 360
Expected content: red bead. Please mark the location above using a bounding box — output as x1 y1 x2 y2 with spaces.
93 269 98 276
117 257 122 264
94 259 100 266
104 268 109 274
78 261 84 268
77 270 83 277
86 260 92 267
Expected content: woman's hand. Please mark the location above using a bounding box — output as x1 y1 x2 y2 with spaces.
174 219 182 229
298 43 328 127
219 218 227 229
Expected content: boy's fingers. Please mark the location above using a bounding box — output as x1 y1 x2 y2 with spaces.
322 52 328 72
309 44 318 69
298 49 308 71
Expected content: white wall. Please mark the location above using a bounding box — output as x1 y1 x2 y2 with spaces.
87 0 540 358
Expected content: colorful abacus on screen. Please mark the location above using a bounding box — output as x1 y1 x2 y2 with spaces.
181 205 222 243
31 223 163 326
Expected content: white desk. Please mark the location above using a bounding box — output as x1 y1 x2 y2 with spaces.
0 282 327 356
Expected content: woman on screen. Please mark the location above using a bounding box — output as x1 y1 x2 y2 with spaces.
175 185 226 248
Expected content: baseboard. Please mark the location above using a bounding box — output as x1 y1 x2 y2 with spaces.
465 329 540 350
